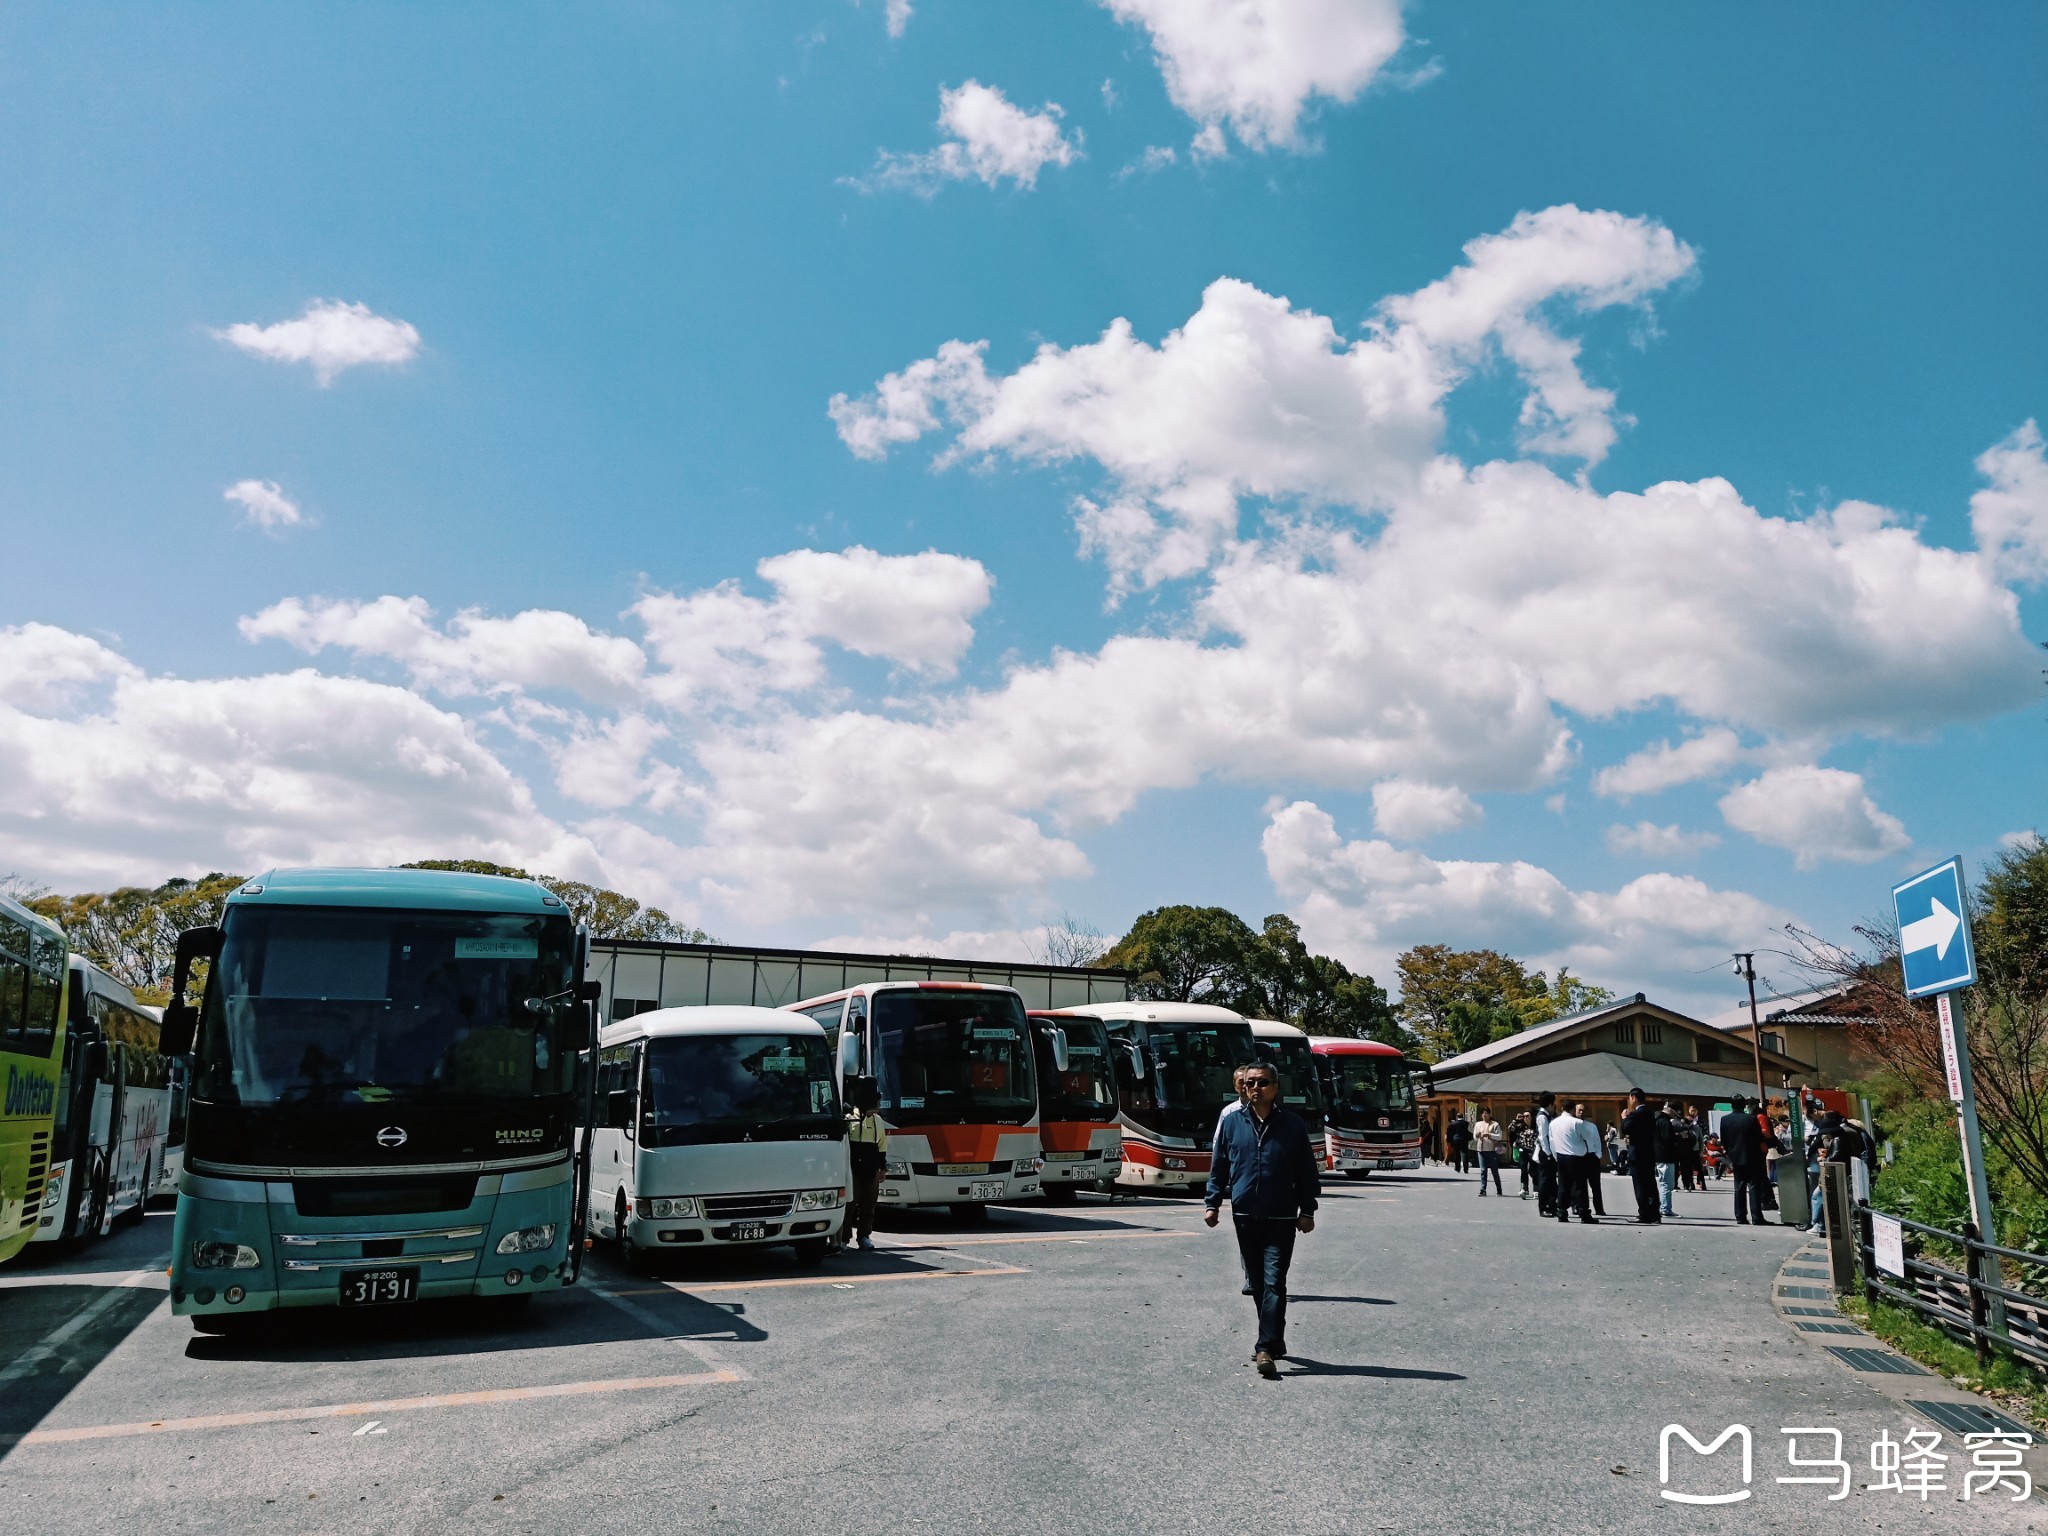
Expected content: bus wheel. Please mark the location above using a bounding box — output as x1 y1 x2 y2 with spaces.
949 1202 990 1223
1041 1183 1079 1206
792 1239 830 1267
116 1160 151 1227
87 1155 114 1238
1344 1169 1371 1181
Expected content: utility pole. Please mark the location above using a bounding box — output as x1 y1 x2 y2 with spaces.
1733 952 1767 1109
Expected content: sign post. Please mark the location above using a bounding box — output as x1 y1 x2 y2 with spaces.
1892 856 2002 1333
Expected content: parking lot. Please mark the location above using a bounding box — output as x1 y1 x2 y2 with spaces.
1 1172 2038 1534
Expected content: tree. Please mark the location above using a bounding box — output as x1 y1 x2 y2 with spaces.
1393 945 1573 1061
399 861 713 943
1031 912 1108 969
30 873 245 1002
1101 905 1259 1002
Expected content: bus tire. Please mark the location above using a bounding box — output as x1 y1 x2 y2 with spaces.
116 1159 151 1227
87 1154 114 1238
792 1239 830 1266
949 1202 990 1223
1344 1168 1371 1180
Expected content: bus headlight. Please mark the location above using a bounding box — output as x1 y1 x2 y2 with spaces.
188 1241 261 1270
884 1159 910 1179
639 1198 699 1219
794 1189 840 1210
494 1223 558 1255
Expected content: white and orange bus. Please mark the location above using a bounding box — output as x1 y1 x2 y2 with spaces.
1027 1011 1119 1203
1041 1002 1255 1192
786 981 1043 1219
1311 1036 1428 1177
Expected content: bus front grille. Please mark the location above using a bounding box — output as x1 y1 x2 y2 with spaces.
701 1192 794 1220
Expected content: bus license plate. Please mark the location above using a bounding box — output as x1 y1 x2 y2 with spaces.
339 1267 419 1306
726 1222 768 1241
971 1181 1004 1200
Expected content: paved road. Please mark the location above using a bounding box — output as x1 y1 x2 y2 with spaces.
0 1172 2035 1532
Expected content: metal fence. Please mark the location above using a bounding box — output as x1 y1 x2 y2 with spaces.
1854 1201 2048 1370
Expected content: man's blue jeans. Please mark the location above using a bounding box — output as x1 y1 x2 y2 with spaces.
1657 1161 1677 1216
1233 1217 1298 1357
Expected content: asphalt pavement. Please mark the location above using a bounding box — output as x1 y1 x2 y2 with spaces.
0 1170 2038 1533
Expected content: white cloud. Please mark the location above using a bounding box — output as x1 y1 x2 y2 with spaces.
832 206 1696 590
1118 145 1179 179
854 81 1079 195
1972 419 2048 584
1605 821 1721 858
0 624 139 712
757 546 991 675
1718 765 1910 868
1593 728 1746 798
223 479 304 530
1999 830 2038 850
1264 799 1793 998
1103 0 1408 152
1370 779 1481 840
214 299 421 386
885 0 912 38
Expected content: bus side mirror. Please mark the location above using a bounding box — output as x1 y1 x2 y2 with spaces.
160 1000 197 1057
1048 1027 1071 1075
605 1090 634 1130
84 1040 110 1082
1121 1041 1146 1082
838 1032 862 1078
577 981 603 1003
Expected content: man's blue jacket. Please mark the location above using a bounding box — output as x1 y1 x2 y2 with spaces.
1206 1104 1321 1221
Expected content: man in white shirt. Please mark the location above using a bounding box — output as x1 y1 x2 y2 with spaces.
1532 1092 1558 1216
1548 1102 1602 1224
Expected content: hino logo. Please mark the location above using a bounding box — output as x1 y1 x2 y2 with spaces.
375 1126 409 1149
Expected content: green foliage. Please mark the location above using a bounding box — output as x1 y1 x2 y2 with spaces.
1978 833 2048 998
1394 945 1605 1060
1102 905 1261 1004
30 873 245 1003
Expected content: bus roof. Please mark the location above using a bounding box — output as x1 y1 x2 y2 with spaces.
0 890 66 949
601 1004 825 1048
786 979 1021 1011
1250 1019 1306 1040
1042 1001 1248 1026
1307 1036 1406 1057
69 953 145 1012
225 866 564 915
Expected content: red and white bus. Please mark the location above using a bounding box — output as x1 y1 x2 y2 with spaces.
1027 1012 1120 1203
1042 1002 1255 1191
1310 1036 1427 1177
786 981 1042 1218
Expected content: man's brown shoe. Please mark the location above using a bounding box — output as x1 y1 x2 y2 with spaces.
1254 1351 1278 1378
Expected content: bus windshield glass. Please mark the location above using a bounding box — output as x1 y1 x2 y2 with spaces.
1139 1022 1255 1137
643 1033 838 1146
1259 1037 1320 1113
873 989 1034 1124
1033 1021 1117 1122
1328 1054 1415 1119
195 906 579 1106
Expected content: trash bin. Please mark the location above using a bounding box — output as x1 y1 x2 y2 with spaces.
1776 1157 1810 1227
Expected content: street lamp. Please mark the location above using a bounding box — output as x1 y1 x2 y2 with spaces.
1733 952 1767 1108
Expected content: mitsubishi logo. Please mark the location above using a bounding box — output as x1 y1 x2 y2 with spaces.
375 1126 409 1149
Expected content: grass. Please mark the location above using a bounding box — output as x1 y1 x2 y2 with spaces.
1838 1293 2048 1427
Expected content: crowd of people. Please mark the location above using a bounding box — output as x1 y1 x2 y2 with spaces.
1434 1090 1880 1229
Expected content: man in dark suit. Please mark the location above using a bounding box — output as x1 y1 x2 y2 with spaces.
1620 1089 1663 1224
1720 1096 1769 1225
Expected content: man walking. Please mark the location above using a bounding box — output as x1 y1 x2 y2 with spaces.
1549 1100 1599 1223
1533 1093 1558 1217
1620 1090 1662 1224
1205 1062 1320 1379
1720 1096 1769 1225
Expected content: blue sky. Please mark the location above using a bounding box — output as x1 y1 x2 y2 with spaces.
0 2 2041 1010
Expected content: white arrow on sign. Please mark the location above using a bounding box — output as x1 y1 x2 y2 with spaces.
1901 896 1961 960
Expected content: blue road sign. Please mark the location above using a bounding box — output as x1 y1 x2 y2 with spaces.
1892 856 1977 999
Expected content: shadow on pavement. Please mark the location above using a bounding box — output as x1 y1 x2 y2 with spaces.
0 1282 165 1457
1280 1357 1465 1381
1290 1294 1395 1305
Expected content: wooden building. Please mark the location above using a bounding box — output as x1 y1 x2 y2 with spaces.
1702 983 1883 1090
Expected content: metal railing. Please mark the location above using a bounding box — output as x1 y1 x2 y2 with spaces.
1853 1196 2048 1371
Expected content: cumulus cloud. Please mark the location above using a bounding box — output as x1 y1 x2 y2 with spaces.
1605 821 1722 859
757 546 992 675
1718 765 1910 868
832 206 1696 589
853 81 1079 195
885 0 911 37
0 624 139 712
214 299 421 385
1370 779 1481 840
1972 419 2048 584
223 479 304 531
1264 799 1793 997
1593 728 1746 798
1103 0 1407 152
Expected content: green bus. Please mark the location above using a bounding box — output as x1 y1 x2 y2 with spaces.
160 867 600 1330
0 893 69 1266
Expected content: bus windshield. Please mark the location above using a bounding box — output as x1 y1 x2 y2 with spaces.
1137 1021 1255 1138
1258 1037 1321 1114
1327 1054 1415 1118
643 1033 839 1146
873 989 1035 1125
1033 1021 1117 1122
195 906 579 1106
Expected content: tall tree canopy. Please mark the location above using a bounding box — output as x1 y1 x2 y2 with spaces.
1395 944 1614 1061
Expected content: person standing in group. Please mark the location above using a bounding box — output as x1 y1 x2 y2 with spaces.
1655 1100 1681 1218
1204 1062 1320 1379
1216 1065 1253 1296
1549 1101 1599 1224
1720 1096 1769 1225
1473 1110 1504 1196
844 1076 889 1252
1514 1114 1539 1199
1620 1090 1662 1224
1533 1093 1558 1217
1576 1102 1607 1218
1447 1111 1473 1175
